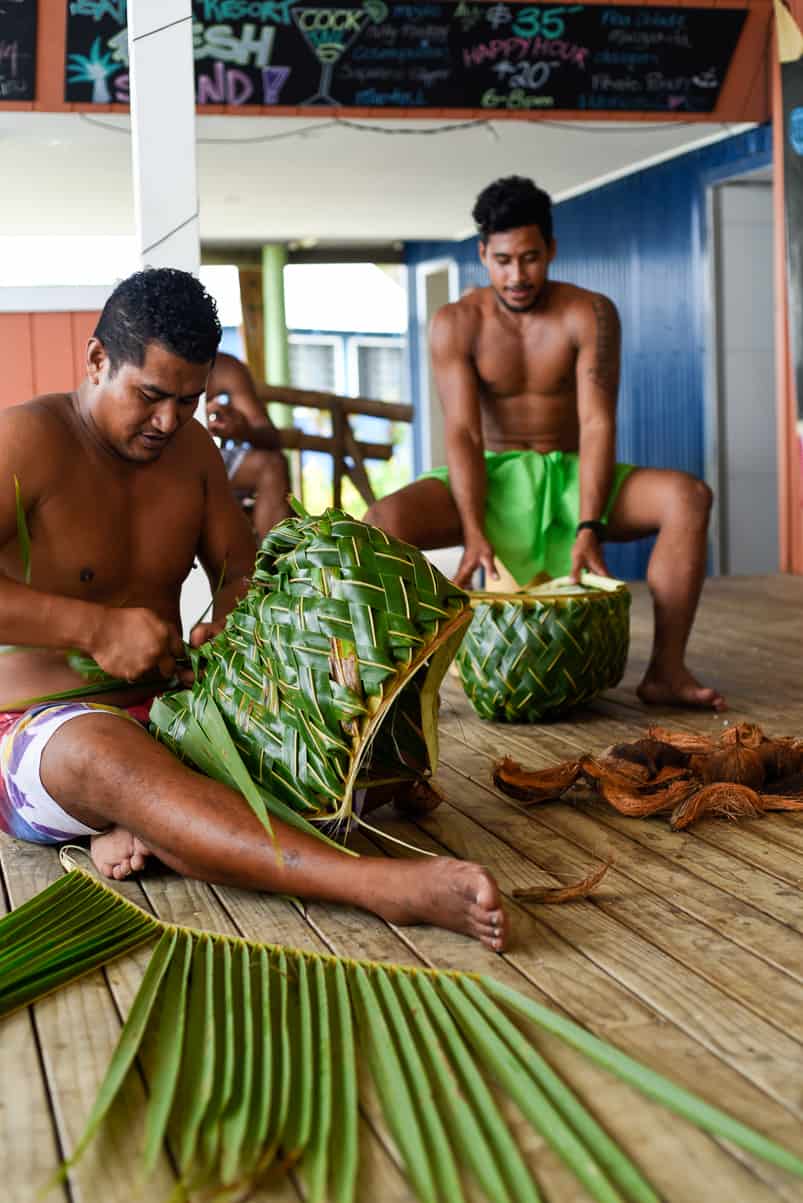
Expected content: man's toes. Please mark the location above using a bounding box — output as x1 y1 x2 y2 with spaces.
112 858 132 880
469 901 503 928
130 846 148 873
478 928 505 952
472 869 503 911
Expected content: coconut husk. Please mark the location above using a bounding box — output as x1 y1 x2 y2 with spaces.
670 782 764 829
492 756 582 803
646 726 717 755
494 722 803 830
604 738 690 774
513 856 613 903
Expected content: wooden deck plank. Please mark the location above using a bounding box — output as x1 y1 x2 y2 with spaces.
0 845 69 1203
0 838 177 1202
3 574 803 1202
439 733 803 984
357 816 800 1202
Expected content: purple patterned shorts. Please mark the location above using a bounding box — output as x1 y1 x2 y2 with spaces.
0 701 147 845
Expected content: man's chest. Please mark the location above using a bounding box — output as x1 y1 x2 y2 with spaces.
474 321 577 398
23 466 204 602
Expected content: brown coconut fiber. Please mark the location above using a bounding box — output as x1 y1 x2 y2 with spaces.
493 722 803 830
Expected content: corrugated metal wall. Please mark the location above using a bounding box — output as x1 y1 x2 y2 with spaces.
405 124 772 579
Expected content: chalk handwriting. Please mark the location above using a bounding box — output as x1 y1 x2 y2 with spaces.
199 1 295 23
0 40 18 78
485 4 513 30
261 63 290 101
464 37 588 69
69 0 126 22
512 6 583 41
481 86 554 108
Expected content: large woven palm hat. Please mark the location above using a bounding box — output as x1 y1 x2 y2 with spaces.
152 507 471 826
456 574 631 722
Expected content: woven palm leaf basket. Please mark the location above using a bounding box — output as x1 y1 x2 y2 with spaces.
456 574 631 723
151 505 471 830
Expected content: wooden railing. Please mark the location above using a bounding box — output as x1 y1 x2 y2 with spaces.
257 383 413 508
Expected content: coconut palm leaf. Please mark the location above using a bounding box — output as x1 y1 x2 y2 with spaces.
152 505 471 832
4 867 803 1203
457 576 630 722
14 475 32 584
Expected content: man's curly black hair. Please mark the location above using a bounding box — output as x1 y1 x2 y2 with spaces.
94 268 222 374
472 176 554 245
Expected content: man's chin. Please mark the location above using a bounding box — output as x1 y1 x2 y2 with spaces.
496 291 537 313
123 439 167 462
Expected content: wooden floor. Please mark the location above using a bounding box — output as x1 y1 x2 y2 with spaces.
3 574 803 1203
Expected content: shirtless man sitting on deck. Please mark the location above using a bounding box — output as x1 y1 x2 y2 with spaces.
205 350 293 539
366 176 724 711
0 268 506 952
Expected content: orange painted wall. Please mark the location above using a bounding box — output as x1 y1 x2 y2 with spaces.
2 0 772 124
0 311 98 409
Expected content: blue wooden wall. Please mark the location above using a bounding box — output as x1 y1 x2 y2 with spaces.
404 124 772 579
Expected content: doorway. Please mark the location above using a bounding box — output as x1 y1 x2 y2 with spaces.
709 172 778 575
415 258 458 472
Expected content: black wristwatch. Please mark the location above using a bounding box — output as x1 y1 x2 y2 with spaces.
576 519 607 540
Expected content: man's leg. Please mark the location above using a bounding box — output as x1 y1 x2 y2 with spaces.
231 450 292 540
40 715 507 951
606 467 724 709
365 479 464 548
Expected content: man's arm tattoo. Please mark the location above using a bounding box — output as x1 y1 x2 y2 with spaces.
588 297 620 391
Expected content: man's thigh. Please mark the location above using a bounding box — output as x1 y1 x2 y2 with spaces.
39 709 190 831
230 449 283 492
367 479 463 549
606 467 702 541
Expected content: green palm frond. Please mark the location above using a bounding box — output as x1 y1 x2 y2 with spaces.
14 475 32 585
151 505 471 832
457 575 630 722
4 868 802 1203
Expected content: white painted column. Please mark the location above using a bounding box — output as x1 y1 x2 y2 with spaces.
127 0 200 275
127 1 209 636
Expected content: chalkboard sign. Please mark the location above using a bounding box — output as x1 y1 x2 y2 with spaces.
64 2 746 114
0 0 37 102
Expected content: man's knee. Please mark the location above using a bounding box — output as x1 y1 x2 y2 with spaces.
253 449 289 489
679 476 713 521
364 494 400 533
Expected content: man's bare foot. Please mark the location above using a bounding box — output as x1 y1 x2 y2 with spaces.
637 667 726 712
91 825 151 880
368 857 508 952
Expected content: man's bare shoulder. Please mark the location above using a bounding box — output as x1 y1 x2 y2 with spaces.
431 289 490 349
550 281 618 319
0 393 76 451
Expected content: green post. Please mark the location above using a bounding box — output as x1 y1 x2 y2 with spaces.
261 243 292 426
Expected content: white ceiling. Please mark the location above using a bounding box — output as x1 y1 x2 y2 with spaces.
0 111 754 246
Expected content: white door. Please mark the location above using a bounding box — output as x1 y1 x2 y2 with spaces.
711 176 779 574
416 259 458 472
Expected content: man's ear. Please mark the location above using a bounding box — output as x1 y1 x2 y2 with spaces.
478 239 487 267
547 238 557 265
85 337 108 385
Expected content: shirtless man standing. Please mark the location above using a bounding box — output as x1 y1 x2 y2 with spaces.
0 268 506 951
367 176 723 710
205 350 292 539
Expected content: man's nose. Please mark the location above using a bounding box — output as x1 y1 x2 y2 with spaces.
151 400 179 433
